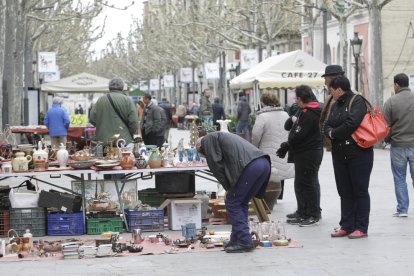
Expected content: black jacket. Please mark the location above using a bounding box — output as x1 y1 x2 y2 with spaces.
201 132 270 198
324 91 372 160
212 103 225 122
287 103 323 154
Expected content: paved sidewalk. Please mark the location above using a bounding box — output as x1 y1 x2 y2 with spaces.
2 130 414 275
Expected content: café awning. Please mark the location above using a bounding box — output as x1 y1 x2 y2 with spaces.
229 50 327 90
41 72 112 93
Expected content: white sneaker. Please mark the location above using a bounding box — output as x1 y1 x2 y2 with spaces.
393 212 408 217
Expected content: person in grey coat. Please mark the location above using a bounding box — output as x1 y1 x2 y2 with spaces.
141 93 165 147
197 132 270 253
237 95 251 141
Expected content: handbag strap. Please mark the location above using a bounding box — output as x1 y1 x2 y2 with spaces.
107 94 129 129
348 94 373 112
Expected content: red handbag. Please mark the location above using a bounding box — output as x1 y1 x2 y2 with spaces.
349 95 390 148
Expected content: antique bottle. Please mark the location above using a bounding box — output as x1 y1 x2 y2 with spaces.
56 143 69 168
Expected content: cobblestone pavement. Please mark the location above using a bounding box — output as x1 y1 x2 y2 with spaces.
2 129 414 275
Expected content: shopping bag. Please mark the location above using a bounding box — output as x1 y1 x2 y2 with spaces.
9 180 40 208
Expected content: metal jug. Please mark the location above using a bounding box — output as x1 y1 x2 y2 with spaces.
131 229 144 244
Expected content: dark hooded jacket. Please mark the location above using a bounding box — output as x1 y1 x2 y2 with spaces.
200 132 270 198
288 102 323 154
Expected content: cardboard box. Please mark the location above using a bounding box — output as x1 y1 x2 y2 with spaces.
161 199 201 230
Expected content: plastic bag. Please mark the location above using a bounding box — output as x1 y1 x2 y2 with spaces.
9 181 40 208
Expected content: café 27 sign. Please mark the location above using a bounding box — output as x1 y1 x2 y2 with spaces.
281 72 320 78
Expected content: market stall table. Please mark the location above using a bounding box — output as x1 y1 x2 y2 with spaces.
10 126 96 148
0 165 214 234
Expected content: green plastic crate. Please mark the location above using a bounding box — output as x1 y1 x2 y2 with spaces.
86 217 124 235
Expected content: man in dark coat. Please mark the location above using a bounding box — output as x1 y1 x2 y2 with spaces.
237 95 252 140
197 132 270 253
212 97 225 131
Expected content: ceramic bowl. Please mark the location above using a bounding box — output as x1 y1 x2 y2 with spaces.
68 160 96 169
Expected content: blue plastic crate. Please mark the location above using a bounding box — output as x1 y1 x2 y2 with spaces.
125 209 164 232
47 212 84 236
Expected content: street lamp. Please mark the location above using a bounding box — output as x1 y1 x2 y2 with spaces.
229 65 237 80
198 70 204 94
350 32 363 92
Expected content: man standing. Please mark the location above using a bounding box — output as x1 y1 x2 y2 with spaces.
196 132 270 253
319 65 345 151
236 93 251 141
90 78 138 145
141 93 164 147
383 73 414 217
199 89 213 121
159 98 172 142
44 96 70 149
212 97 225 131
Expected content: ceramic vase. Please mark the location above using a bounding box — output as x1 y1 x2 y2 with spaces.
135 155 148 169
56 144 69 168
148 148 162 168
120 152 134 169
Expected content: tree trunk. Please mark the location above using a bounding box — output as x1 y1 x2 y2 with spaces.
0 0 5 127
13 0 25 126
3 0 17 128
367 4 384 106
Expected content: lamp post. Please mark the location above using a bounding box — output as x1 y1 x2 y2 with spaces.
198 70 204 94
228 65 237 116
350 32 363 92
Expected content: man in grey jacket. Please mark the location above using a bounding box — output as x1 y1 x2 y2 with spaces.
383 73 414 217
197 132 270 253
237 95 251 141
142 93 165 147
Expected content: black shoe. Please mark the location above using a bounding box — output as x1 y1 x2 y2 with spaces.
224 240 237 249
286 217 303 225
225 243 254 253
299 217 319 227
286 211 300 219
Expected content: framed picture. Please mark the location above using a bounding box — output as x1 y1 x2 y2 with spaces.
71 179 138 211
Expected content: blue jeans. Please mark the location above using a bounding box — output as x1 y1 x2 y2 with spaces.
390 146 414 214
236 120 249 141
225 157 270 245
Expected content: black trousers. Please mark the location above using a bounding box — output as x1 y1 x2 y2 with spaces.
332 149 373 233
293 148 323 219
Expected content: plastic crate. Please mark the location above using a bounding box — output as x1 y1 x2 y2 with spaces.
47 213 84 236
0 210 10 237
86 216 124 235
9 207 47 237
139 188 165 207
125 209 164 232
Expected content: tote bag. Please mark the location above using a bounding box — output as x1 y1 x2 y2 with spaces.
349 95 390 148
9 180 40 208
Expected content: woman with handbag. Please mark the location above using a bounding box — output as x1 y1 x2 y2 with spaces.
323 75 374 239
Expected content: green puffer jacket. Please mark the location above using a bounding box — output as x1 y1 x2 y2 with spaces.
90 91 138 144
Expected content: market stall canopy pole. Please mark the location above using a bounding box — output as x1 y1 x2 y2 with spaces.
229 50 327 90
40 72 116 93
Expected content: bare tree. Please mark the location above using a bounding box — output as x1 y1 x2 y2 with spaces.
361 0 394 106
322 0 359 75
